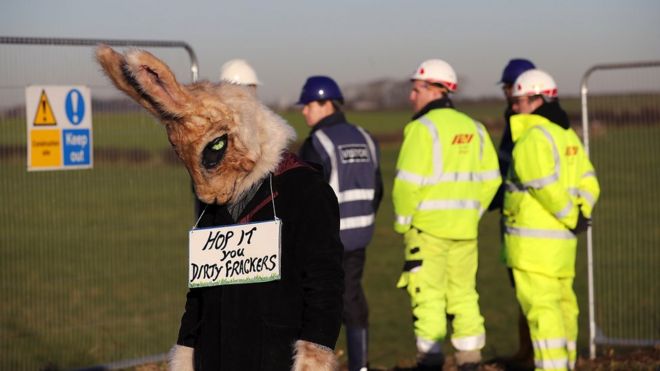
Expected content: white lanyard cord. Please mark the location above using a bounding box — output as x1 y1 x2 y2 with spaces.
193 204 208 229
192 173 276 229
269 172 277 220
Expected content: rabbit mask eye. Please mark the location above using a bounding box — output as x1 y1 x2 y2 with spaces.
201 134 228 170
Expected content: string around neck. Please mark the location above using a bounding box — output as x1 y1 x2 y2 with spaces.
193 204 208 229
269 172 278 220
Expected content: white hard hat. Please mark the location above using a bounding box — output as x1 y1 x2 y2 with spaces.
410 59 458 92
219 59 260 86
512 69 558 98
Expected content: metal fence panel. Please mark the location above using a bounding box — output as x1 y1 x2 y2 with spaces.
581 61 660 358
0 37 197 370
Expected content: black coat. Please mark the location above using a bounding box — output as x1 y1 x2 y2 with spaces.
177 152 344 370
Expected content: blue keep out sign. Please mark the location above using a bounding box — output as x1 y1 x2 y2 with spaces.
65 88 86 125
62 129 91 166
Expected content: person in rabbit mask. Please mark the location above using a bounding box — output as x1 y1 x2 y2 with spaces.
96 45 343 371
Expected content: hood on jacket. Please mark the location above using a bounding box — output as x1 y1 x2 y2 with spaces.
510 100 570 142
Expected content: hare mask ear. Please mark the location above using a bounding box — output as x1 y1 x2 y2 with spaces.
95 45 192 120
96 44 160 117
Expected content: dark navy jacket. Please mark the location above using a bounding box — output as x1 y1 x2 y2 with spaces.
299 111 383 251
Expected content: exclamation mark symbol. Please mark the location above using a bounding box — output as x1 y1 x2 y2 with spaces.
71 91 79 124
34 90 55 126
65 89 85 125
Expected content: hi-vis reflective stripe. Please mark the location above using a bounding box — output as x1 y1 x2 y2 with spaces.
451 333 486 351
537 126 561 175
535 357 569 370
567 342 577 370
521 126 561 190
396 199 481 226
474 120 485 161
523 173 559 189
418 199 481 211
338 189 374 203
554 200 574 219
416 337 442 354
340 214 374 230
396 169 500 185
314 130 376 205
532 337 570 369
314 130 339 193
506 180 526 192
356 126 378 166
418 116 443 178
395 170 426 185
506 226 575 239
397 116 499 187
508 183 594 212
568 188 596 208
396 214 413 226
477 169 501 181
429 170 500 182
533 338 567 351
581 170 596 179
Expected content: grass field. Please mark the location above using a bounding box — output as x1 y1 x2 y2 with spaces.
1 100 658 370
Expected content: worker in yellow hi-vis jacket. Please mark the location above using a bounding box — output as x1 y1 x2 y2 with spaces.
504 69 600 371
393 59 501 371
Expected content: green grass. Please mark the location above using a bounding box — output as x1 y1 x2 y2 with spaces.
0 163 192 369
0 102 658 369
587 125 660 343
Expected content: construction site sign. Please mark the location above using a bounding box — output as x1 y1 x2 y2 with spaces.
25 86 93 171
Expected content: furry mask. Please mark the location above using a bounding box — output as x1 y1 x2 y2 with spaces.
95 45 296 205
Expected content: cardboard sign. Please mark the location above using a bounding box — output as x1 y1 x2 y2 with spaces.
188 219 282 288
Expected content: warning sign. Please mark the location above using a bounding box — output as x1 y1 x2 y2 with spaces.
26 85 93 171
33 90 57 126
30 130 62 168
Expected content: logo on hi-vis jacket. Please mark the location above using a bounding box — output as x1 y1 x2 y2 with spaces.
339 144 371 164
452 134 474 145
565 146 579 156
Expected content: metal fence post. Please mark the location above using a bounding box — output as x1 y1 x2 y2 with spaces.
0 36 199 370
581 60 660 359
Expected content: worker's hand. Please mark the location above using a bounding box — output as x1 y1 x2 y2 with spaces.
570 212 591 235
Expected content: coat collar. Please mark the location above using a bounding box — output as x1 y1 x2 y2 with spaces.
412 96 454 120
510 101 570 142
509 113 552 142
310 111 347 133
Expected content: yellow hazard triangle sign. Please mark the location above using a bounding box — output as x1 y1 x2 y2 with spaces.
33 89 57 126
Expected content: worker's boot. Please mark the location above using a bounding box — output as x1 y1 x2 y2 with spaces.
415 351 444 371
506 312 534 370
457 363 480 371
484 312 534 370
456 350 481 371
346 327 368 371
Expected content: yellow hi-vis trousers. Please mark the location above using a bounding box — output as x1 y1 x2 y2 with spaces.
513 269 578 371
397 229 486 353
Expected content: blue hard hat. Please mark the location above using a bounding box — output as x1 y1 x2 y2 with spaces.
297 76 344 105
500 59 535 85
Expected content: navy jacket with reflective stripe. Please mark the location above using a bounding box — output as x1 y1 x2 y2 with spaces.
299 112 383 250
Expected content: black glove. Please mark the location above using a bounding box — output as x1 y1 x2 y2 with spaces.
570 211 591 235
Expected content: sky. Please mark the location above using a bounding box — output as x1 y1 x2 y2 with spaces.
2 0 660 105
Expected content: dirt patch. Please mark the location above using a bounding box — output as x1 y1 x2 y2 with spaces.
131 347 660 371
